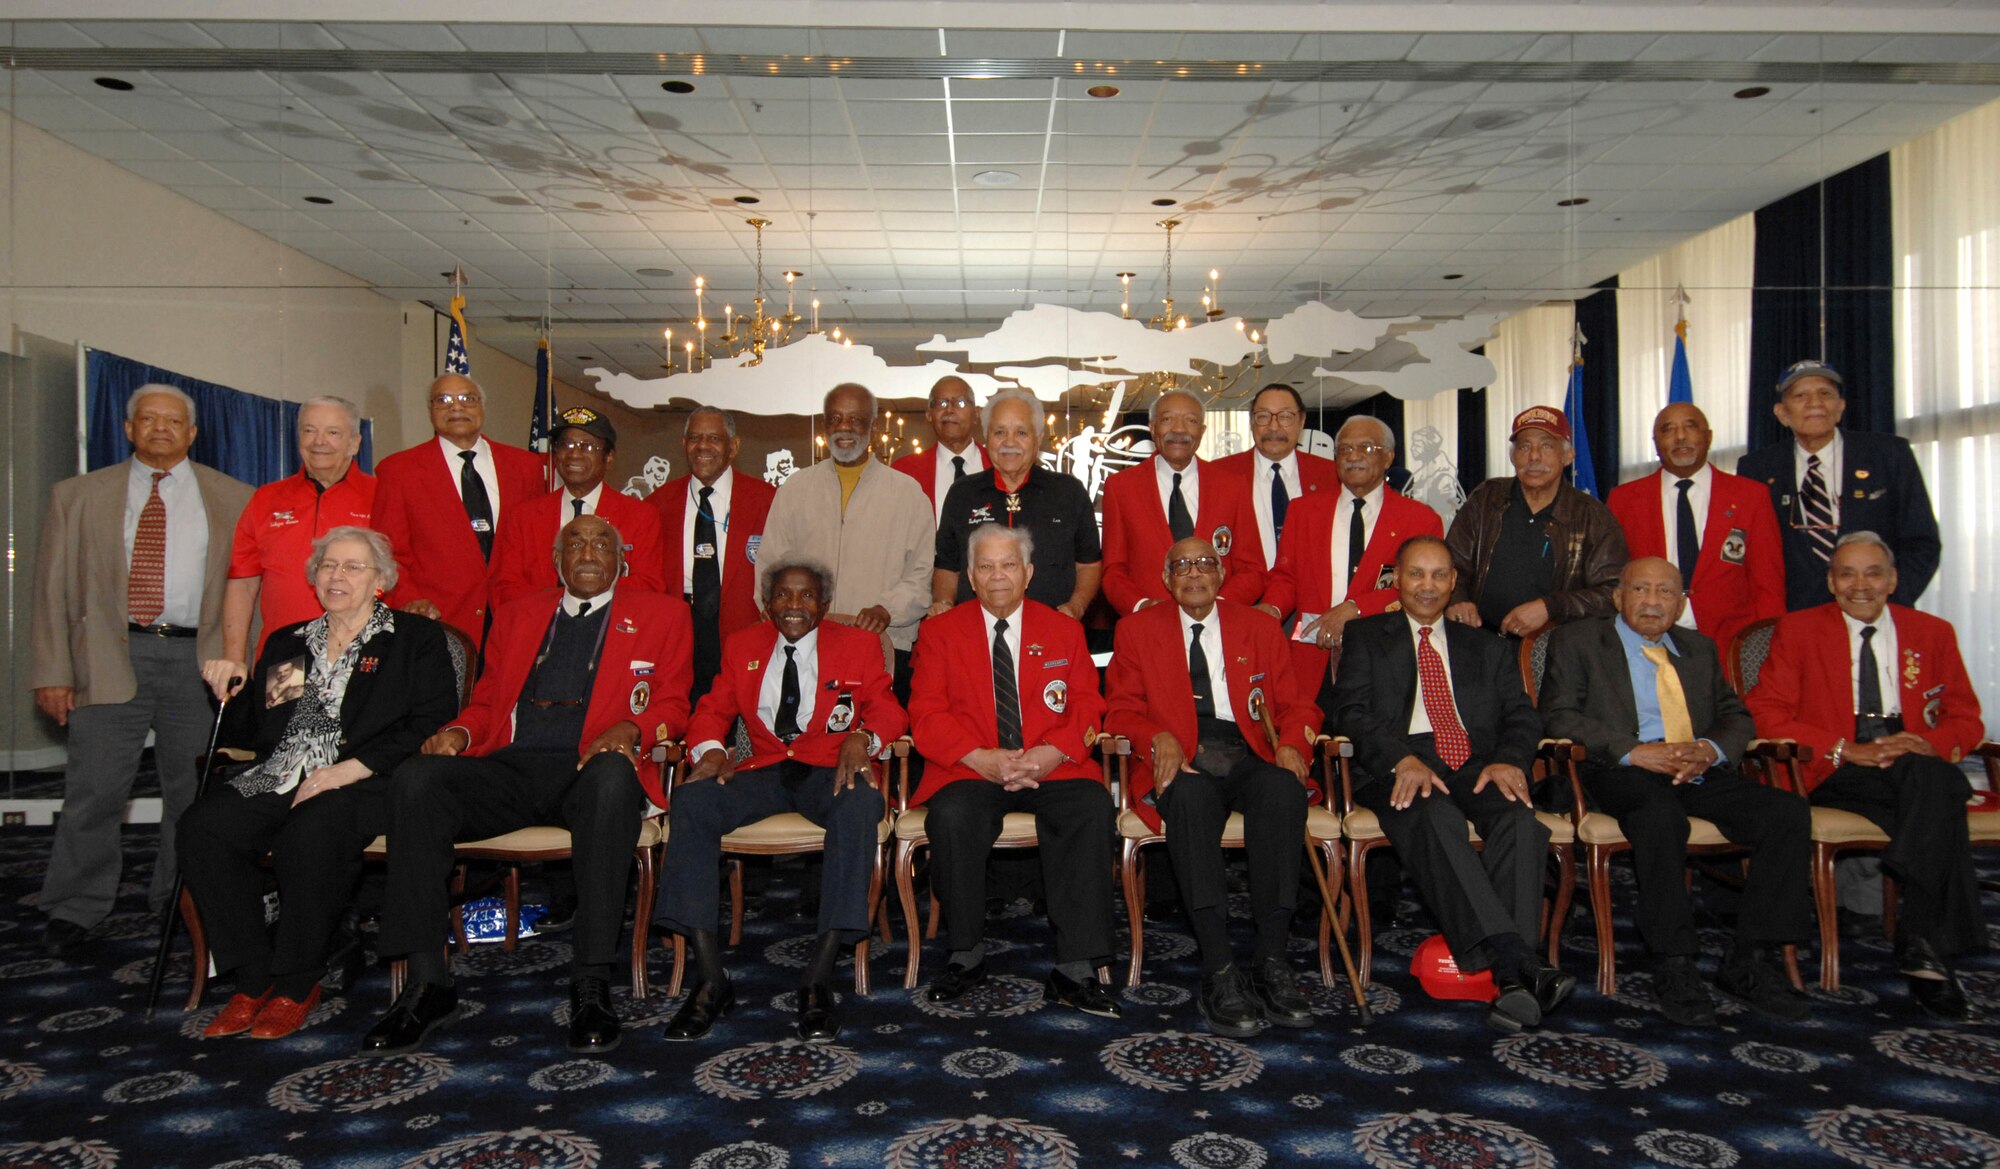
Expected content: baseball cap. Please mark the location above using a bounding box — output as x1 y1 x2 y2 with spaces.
1509 405 1572 444
1775 359 1844 396
1411 933 1498 1002
556 405 617 450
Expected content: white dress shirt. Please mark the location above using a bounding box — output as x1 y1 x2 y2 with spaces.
1176 604 1233 722
559 482 604 521
124 457 209 627
681 467 735 594
1792 430 1843 527
1841 609 1901 717
933 444 984 523
439 435 503 527
983 602 1024 694
1249 450 1302 565
691 624 818 760
1659 462 1712 629
1327 482 1386 609
1405 613 1459 736
1154 455 1201 524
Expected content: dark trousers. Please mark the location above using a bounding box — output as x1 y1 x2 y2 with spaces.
654 764 884 941
1354 742 1548 970
176 775 391 997
377 749 645 981
1814 755 1984 956
1584 764 1812 957
1158 726 1309 964
925 779 1116 967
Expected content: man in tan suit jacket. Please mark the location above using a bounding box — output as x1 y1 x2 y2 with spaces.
30 384 252 956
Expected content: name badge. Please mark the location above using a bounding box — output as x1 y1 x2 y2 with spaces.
1720 528 1748 565
470 518 492 533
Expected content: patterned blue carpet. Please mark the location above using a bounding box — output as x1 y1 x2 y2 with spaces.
1 823 1996 1169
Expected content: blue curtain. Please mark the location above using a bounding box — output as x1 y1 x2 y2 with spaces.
85 348 374 485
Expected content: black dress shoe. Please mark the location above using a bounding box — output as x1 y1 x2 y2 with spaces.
1652 956 1718 1028
1894 935 1949 979
536 896 578 934
796 982 841 1043
42 918 89 958
1716 952 1810 1023
567 976 621 1053
663 980 733 1041
1518 955 1577 1017
925 960 988 1004
1249 958 1314 1029
1487 972 1543 1034
1910 969 1978 1022
360 981 461 1054
1045 968 1122 1019
320 930 367 995
1198 965 1268 1038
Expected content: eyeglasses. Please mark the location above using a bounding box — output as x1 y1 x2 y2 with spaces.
1167 556 1222 577
931 396 973 410
557 438 606 454
1334 442 1388 458
429 392 481 408
315 560 377 578
1252 410 1301 427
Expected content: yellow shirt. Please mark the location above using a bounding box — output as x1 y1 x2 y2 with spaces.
835 459 866 515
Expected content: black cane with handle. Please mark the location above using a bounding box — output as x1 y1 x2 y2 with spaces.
143 674 241 1021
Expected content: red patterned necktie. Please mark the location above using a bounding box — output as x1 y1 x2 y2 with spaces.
1417 625 1471 770
129 470 168 625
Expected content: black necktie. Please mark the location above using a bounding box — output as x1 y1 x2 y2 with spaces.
1167 471 1194 542
1346 496 1367 585
992 617 1022 749
952 454 967 481
1188 621 1216 719
574 600 591 619
1269 463 1290 538
571 497 585 520
1856 625 1884 725
1674 478 1700 586
459 449 495 560
776 644 802 742
692 486 721 621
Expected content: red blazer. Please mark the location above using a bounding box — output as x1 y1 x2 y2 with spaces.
892 443 989 510
688 620 908 774
647 471 776 639
1607 467 1785 654
447 587 694 807
1210 449 1343 569
489 487 667 608
375 437 547 650
1100 456 1265 614
1746 602 1984 790
1104 598 1320 830
908 600 1106 805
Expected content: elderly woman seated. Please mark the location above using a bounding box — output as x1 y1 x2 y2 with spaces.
180 525 459 1040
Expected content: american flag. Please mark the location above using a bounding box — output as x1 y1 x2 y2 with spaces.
445 291 470 375
528 336 553 455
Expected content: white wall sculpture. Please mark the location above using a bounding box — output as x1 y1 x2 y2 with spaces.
1311 313 1507 401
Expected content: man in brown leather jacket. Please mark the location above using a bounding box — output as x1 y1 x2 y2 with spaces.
1445 406 1627 638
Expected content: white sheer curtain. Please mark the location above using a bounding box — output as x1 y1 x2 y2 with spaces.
1616 214 1756 479
1892 97 2000 733
1401 388 1466 525
1481 302 1576 474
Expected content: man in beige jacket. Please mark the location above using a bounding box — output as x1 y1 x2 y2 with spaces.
756 383 935 698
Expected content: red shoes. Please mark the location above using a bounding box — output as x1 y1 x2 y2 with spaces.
203 991 271 1038
249 985 322 1040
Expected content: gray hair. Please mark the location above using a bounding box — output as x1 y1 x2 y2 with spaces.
1834 530 1896 568
980 388 1045 442
824 382 877 425
1336 414 1396 455
685 404 737 439
307 525 398 593
966 522 1036 570
1148 389 1205 424
300 395 362 432
127 383 197 427
760 557 835 607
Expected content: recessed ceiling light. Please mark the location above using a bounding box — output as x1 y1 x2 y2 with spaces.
635 267 677 278
971 170 1020 187
303 195 334 205
1734 86 1772 100
450 105 509 127
733 195 761 205
661 80 697 94
1556 197 1589 207
92 77 134 92
1086 85 1119 99
1442 273 1464 280
1151 197 1178 207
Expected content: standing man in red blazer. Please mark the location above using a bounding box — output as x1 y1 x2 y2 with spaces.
1259 416 1443 704
1107 536 1319 1037
1607 403 1784 657
372 373 546 650
909 524 1119 1018
1101 390 1264 614
363 515 693 1056
648 406 776 703
656 558 905 1045
1747 532 1986 1021
893 375 987 523
490 406 665 607
1210 384 1342 572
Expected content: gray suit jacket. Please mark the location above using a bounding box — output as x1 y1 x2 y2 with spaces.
1539 615 1754 770
30 459 253 707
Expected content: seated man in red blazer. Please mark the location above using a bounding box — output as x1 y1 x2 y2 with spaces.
909 524 1119 1018
1606 403 1784 657
1107 536 1320 1037
363 515 692 1056
489 406 666 607
1748 531 1987 1021
655 559 906 1045
373 374 546 650
1100 390 1264 614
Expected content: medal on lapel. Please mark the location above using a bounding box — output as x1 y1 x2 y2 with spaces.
1901 649 1922 687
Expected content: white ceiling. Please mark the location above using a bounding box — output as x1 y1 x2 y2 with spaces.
5 17 1999 389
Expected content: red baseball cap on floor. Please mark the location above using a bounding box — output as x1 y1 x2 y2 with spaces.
1412 934 1497 1002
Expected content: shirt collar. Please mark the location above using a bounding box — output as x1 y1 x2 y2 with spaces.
1267 450 1299 476
1176 603 1218 637
561 587 613 617
1795 429 1842 466
1615 614 1678 655
778 625 820 656
563 482 605 512
132 456 191 483
1405 612 1446 638
1344 480 1386 508
1840 608 1888 637
982 601 1025 636
438 434 491 463
1671 463 1713 490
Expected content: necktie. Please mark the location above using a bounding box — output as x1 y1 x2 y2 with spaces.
459 450 495 560
1188 622 1216 719
1800 454 1837 565
575 600 592 619
1417 626 1471 770
952 454 967 481
776 645 802 742
1167 471 1195 542
1641 644 1695 743
992 617 1022 749
128 470 168 625
1857 625 1884 721
1346 496 1367 586
1269 463 1290 539
1674 478 1700 586
571 497 585 520
692 486 721 620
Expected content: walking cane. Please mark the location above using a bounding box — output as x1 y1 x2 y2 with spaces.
143 675 240 1021
1254 700 1373 1024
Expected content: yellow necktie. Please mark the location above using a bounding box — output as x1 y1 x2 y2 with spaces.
1641 644 1694 743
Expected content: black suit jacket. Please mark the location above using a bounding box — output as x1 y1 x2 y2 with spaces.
1330 612 1541 787
222 606 460 778
1735 428 1940 610
1539 616 1754 770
